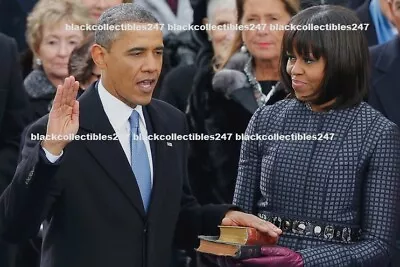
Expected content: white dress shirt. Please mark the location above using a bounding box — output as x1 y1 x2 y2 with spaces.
42 79 154 185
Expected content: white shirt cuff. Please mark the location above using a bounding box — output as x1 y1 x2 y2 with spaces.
41 146 63 163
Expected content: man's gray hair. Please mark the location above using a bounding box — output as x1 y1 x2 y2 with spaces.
95 3 159 50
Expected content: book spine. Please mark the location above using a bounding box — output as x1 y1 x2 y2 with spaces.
234 246 262 259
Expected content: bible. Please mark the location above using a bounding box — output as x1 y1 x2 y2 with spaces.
196 226 274 259
196 235 262 259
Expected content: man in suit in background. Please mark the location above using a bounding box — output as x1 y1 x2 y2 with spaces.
0 4 281 267
0 33 30 267
369 0 400 128
356 0 396 46
369 0 400 265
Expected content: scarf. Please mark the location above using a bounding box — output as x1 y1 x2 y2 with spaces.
24 67 56 99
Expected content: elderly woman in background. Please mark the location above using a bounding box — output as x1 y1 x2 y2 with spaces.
68 32 99 95
186 0 299 208
201 0 238 67
24 0 92 122
20 0 128 79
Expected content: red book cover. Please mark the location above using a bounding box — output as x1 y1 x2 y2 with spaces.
246 227 275 245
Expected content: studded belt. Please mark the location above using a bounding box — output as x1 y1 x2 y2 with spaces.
257 213 362 243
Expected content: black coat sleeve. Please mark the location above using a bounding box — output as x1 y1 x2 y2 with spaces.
0 117 63 243
0 35 30 194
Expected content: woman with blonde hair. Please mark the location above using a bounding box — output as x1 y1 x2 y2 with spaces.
24 0 93 122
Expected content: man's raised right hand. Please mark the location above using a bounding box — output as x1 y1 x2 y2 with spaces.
41 76 80 156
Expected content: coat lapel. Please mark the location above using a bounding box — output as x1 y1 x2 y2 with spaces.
143 102 174 217
78 84 146 218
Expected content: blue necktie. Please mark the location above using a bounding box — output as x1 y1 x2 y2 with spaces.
129 110 151 212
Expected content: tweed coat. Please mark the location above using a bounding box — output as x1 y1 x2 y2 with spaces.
233 99 400 267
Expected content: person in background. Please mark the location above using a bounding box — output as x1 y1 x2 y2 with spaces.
215 5 400 267
0 0 38 52
201 0 238 65
17 3 91 265
186 0 299 207
369 0 400 128
19 0 129 79
80 0 132 20
369 1 400 263
136 0 195 98
356 0 397 45
0 33 31 267
24 0 93 123
159 0 237 112
134 0 194 35
162 2 237 266
68 32 100 95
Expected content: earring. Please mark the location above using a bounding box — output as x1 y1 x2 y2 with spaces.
208 34 212 41
240 44 247 53
35 58 42 66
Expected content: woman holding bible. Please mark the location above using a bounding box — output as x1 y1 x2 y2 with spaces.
215 5 400 267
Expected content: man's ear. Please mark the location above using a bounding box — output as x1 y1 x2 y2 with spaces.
387 0 397 21
91 44 107 70
381 0 395 23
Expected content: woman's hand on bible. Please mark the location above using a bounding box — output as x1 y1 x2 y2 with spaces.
222 210 282 244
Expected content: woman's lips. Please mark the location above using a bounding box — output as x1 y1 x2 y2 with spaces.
257 42 272 48
292 79 307 90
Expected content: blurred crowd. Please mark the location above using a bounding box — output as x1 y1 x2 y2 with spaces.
0 0 399 267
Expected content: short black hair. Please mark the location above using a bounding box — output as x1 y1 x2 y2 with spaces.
279 5 369 110
95 3 159 51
